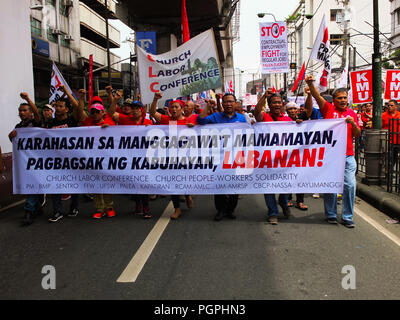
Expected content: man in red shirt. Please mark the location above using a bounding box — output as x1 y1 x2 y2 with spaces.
254 91 292 225
107 88 153 218
305 75 361 228
360 103 373 129
76 89 116 219
150 92 194 219
382 99 400 130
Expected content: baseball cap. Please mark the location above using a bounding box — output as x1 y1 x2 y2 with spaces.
43 104 53 110
92 96 103 104
89 103 105 112
169 99 185 108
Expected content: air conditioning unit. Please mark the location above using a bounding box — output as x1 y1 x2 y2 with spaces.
51 28 62 35
64 35 73 41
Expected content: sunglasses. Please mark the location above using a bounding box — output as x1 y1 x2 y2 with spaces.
90 109 101 114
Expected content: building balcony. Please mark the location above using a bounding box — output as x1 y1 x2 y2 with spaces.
79 2 120 48
81 37 121 71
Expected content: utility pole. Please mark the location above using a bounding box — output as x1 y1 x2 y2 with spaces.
341 0 350 69
372 0 382 129
105 0 111 87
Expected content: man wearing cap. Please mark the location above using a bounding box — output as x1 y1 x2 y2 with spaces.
197 93 247 221
107 88 153 218
76 89 117 219
42 103 54 127
46 85 82 223
305 75 360 228
150 92 194 219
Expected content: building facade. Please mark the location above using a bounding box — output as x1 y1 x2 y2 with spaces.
287 0 391 93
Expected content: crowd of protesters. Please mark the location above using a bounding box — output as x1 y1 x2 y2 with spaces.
9 74 398 229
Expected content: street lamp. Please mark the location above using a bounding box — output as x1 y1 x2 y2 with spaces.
257 13 277 21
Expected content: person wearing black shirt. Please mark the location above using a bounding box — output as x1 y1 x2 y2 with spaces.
47 85 83 223
8 92 41 226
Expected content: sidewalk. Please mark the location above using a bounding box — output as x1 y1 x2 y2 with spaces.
356 175 400 220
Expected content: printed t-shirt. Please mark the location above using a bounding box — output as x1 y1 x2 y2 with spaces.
160 114 188 125
320 101 359 156
262 113 292 122
118 113 153 125
47 116 78 129
81 113 115 127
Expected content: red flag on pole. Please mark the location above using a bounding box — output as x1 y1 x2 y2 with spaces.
88 54 93 107
291 62 306 93
181 0 190 43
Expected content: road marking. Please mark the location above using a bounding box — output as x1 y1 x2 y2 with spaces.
354 207 400 247
117 201 174 283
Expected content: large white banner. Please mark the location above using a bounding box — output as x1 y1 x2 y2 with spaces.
137 29 222 104
13 120 347 195
259 22 289 74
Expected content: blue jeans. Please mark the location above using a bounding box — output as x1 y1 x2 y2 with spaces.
323 156 357 222
264 194 289 217
24 194 41 213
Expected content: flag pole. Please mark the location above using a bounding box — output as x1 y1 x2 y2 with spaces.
295 55 311 103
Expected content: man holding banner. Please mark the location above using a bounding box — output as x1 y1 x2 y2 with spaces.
305 75 360 228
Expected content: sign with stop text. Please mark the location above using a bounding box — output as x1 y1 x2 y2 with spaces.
385 70 400 101
350 69 373 104
259 22 289 74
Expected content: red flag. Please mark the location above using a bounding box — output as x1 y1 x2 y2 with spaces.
88 54 93 107
291 62 306 93
272 86 277 93
229 80 233 93
181 0 190 43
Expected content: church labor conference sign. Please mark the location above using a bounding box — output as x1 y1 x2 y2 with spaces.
13 120 347 195
259 22 289 74
137 28 223 104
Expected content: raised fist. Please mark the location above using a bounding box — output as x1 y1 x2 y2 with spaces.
20 92 29 100
154 92 162 100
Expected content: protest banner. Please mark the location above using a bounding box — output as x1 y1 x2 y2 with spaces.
350 69 373 104
242 94 258 106
137 28 222 104
13 120 347 195
50 62 75 103
384 69 400 101
259 21 289 74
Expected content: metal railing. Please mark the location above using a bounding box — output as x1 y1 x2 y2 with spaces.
387 119 400 193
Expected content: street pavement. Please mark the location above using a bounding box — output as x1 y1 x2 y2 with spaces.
0 193 399 300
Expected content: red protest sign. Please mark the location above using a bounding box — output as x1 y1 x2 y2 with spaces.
350 69 373 104
385 70 400 101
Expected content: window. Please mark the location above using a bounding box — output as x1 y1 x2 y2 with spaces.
60 35 69 48
330 9 343 22
47 27 58 43
59 1 67 16
397 9 400 25
330 34 343 45
31 18 42 37
46 0 56 6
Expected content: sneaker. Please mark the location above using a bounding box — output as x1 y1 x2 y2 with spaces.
313 193 320 199
22 211 34 226
327 218 338 224
92 212 105 219
341 219 355 228
282 207 291 219
268 216 278 225
67 208 79 217
49 212 63 223
134 204 143 215
143 207 152 219
61 194 71 201
226 211 236 219
214 211 224 221
106 208 116 218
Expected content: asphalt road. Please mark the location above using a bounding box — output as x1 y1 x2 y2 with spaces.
0 193 399 300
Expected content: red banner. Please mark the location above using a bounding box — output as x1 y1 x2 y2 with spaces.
350 69 373 104
88 54 93 107
385 69 400 101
